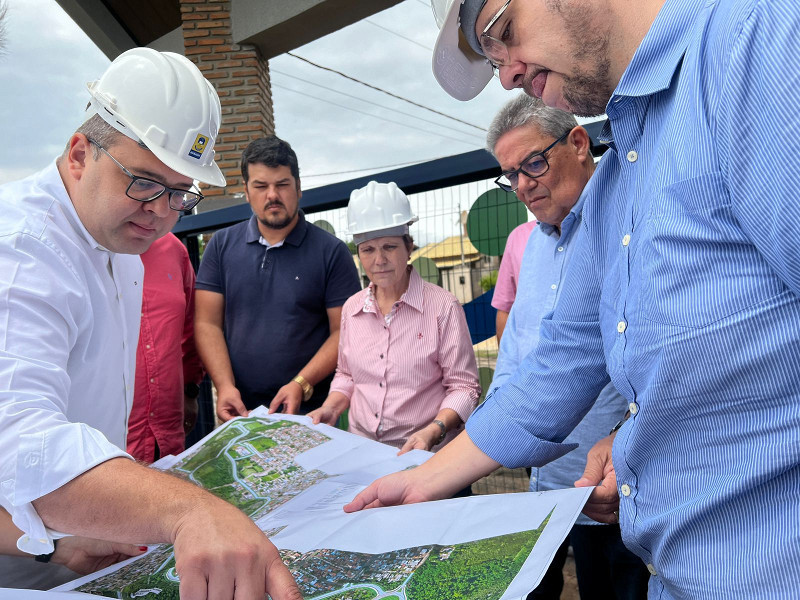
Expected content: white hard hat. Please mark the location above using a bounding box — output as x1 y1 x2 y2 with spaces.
86 48 226 187
347 181 418 244
431 0 493 101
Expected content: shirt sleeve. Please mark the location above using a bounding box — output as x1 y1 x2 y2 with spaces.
466 219 609 469
718 1 800 295
194 231 224 294
324 241 362 309
180 244 204 386
437 299 481 423
328 307 355 399
491 226 525 312
0 236 130 554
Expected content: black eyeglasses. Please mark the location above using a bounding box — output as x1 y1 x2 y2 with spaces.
494 131 569 192
88 139 204 212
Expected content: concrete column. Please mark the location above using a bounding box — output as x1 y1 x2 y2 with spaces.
180 0 274 208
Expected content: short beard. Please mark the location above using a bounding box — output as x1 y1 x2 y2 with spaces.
552 0 615 117
258 206 298 230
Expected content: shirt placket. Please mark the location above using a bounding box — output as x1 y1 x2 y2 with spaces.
107 254 133 436
373 310 391 439
605 96 654 566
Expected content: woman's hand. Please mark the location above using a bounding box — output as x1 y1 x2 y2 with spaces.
307 392 349 426
398 423 441 455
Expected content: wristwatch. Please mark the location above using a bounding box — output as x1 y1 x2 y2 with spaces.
35 539 57 563
432 419 447 444
292 374 314 402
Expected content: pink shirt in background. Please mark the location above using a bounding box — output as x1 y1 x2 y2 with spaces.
491 220 538 312
127 233 204 463
330 267 480 449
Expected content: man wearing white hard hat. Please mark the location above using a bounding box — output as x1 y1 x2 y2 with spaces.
309 181 480 456
0 48 300 599
347 0 800 598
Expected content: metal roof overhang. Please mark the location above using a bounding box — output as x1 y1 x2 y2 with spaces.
172 119 608 237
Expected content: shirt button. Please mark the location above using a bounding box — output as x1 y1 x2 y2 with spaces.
146 344 151 349
647 563 657 576
621 484 631 496
374 412 378 418
622 234 631 246
550 284 557 290
149 378 155 383
617 321 627 333
627 150 638 162
557 246 564 252
629 402 639 415
150 412 155 417
380 354 384 359
379 382 383 387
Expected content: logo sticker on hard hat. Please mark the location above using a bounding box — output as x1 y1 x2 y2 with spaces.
188 134 208 159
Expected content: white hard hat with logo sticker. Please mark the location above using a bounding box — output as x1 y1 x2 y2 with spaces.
347 181 418 245
431 0 493 101
86 47 226 188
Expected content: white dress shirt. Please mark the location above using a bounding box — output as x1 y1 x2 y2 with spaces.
0 162 141 556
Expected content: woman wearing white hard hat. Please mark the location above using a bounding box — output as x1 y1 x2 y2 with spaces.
309 182 480 456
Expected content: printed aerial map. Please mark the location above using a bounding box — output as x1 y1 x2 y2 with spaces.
169 417 332 520
59 413 588 600
73 514 551 600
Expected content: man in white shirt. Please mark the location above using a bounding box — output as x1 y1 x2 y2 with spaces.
0 48 300 599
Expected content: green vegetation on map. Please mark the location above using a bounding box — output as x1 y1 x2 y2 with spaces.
404 510 552 600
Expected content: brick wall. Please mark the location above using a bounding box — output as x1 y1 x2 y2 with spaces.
180 0 275 209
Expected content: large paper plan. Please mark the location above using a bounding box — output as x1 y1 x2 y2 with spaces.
53 409 591 599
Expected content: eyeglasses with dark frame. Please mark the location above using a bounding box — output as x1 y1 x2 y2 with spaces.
480 0 514 70
494 131 570 192
87 139 204 212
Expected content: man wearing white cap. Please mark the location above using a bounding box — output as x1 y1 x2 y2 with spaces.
347 1 800 598
0 48 300 599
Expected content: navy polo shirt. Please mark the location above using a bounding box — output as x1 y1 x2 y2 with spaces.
196 210 361 411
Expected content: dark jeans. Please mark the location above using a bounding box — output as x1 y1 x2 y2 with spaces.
527 524 650 600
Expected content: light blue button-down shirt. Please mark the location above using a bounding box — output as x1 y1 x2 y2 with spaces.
490 195 627 527
467 0 800 597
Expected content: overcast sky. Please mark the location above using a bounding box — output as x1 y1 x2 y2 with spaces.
0 0 524 189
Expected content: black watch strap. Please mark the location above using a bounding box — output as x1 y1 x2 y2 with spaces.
35 539 57 563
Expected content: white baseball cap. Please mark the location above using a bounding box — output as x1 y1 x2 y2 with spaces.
431 0 493 101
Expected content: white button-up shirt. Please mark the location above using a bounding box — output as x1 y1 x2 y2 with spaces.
0 162 141 555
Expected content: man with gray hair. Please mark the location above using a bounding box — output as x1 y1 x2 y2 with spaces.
486 94 647 599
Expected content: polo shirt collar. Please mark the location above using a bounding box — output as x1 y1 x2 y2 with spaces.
245 209 308 246
611 0 704 100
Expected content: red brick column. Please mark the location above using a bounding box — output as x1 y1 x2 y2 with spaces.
180 0 275 207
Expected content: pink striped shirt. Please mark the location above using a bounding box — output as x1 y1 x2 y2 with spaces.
330 267 480 449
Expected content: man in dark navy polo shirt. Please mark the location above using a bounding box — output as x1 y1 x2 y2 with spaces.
195 136 361 419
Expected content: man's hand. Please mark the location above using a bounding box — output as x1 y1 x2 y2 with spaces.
216 386 247 422
575 433 620 523
344 470 436 512
172 499 302 600
183 395 199 435
397 424 440 455
52 536 146 575
268 381 303 415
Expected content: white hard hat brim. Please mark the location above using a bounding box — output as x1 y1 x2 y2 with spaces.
432 0 494 101
147 140 227 188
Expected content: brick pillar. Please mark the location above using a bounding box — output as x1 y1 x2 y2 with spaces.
180 0 275 209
